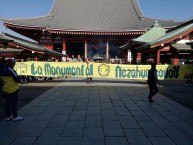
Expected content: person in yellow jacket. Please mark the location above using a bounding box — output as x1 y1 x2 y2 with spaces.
0 59 24 121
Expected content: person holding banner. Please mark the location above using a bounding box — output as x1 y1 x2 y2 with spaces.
147 62 160 102
85 58 93 83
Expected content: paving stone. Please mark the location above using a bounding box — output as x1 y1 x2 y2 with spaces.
58 137 82 145
86 106 101 115
62 121 84 137
149 137 175 145
173 122 193 140
102 109 118 121
103 120 124 136
69 110 86 120
0 128 24 145
101 103 113 109
105 137 129 145
36 100 52 107
114 107 131 116
164 128 193 145
124 129 152 145
85 114 102 128
28 107 46 116
55 106 74 115
10 137 36 145
138 121 166 137
160 111 183 122
19 120 48 137
118 115 140 129
149 114 176 129
47 114 69 128
125 103 141 111
36 110 55 121
112 101 125 107
82 128 105 145
131 110 152 121
33 128 63 145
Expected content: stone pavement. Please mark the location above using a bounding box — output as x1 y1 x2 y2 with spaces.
0 77 193 145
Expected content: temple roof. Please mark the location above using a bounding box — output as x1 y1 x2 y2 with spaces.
0 35 13 43
136 19 193 50
132 21 167 43
1 33 65 57
0 47 23 53
171 43 193 52
2 0 182 33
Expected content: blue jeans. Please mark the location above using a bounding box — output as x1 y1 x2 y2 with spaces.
4 90 19 117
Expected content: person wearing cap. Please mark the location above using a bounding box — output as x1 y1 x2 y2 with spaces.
0 59 24 121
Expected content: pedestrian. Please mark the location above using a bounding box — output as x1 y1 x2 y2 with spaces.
85 58 93 83
0 59 24 121
147 62 160 102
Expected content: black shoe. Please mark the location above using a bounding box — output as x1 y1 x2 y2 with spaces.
148 96 154 102
149 99 154 102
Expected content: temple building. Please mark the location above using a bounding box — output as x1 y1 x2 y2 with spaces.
0 33 64 61
122 19 193 64
2 0 185 62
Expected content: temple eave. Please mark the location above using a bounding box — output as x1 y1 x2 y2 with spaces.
48 30 144 35
151 29 193 48
4 22 44 31
4 22 144 36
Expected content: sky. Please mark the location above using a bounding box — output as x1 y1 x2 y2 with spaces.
0 0 193 40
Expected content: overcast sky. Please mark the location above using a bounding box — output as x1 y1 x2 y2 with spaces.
0 0 192 39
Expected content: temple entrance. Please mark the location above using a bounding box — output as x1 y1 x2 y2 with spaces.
68 41 84 60
53 43 62 53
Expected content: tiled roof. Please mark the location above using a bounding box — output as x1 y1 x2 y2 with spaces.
0 35 13 43
136 19 193 50
1 33 65 57
2 0 182 33
132 21 167 43
172 43 193 51
0 47 23 53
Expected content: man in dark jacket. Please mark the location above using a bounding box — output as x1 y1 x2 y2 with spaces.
0 59 24 121
147 63 160 102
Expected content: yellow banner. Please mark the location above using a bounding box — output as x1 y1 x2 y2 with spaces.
14 61 193 80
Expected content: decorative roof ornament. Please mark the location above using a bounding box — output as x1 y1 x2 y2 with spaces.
132 21 166 44
152 20 161 27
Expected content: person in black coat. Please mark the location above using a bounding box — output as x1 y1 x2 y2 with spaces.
147 63 160 102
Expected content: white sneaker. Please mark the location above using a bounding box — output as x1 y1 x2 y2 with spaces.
12 116 24 122
6 115 14 121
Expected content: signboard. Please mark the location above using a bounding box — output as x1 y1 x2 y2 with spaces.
14 61 193 80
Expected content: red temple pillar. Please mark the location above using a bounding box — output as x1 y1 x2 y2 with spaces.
173 53 179 65
156 50 160 64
